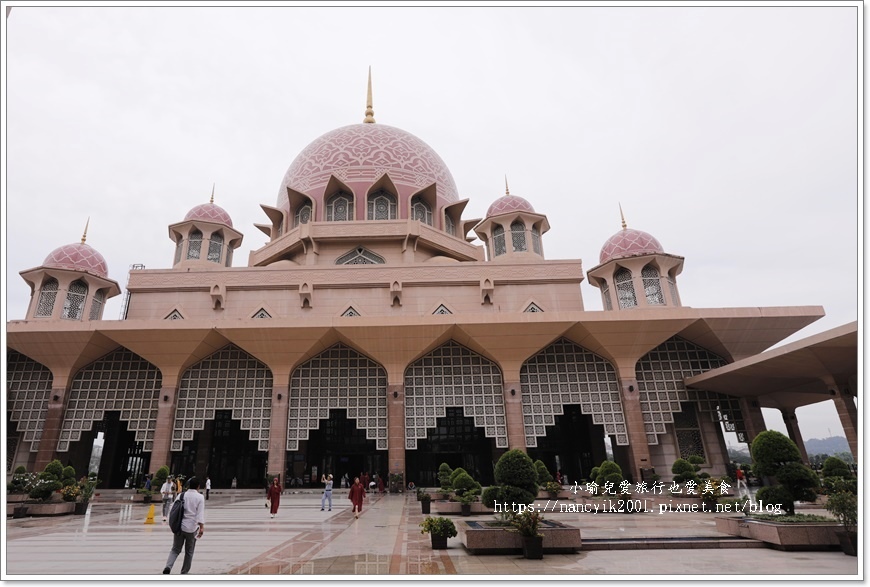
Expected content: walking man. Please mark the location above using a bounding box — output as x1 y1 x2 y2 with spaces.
736 467 749 496
160 476 175 522
163 477 205 575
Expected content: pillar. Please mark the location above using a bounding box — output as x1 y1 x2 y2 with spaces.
35 379 70 470
781 409 809 464
267 381 289 479
387 382 406 487
503 380 526 451
617 376 652 483
738 396 767 446
149 382 179 472
832 390 858 461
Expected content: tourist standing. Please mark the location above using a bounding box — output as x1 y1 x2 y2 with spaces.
736 468 749 495
321 474 333 511
267 477 282 518
162 477 205 575
348 477 366 519
205 477 211 500
160 477 175 522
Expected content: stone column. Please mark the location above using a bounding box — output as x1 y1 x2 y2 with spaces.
503 380 526 451
35 385 69 470
737 396 767 445
781 409 809 464
832 390 858 461
387 382 406 487
149 380 179 472
617 375 652 483
267 381 290 479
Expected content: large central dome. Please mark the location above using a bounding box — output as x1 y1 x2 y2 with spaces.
277 123 459 213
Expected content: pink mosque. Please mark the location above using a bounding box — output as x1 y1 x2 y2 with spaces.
6 75 857 489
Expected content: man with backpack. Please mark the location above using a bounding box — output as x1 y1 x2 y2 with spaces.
163 477 205 575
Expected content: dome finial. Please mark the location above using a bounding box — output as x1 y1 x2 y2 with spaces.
81 217 90 244
210 183 215 204
619 203 627 230
505 175 510 195
363 66 376 124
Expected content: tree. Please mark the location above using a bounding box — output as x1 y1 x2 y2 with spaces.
594 461 623 487
751 430 819 515
534 460 553 486
482 449 538 508
822 456 852 479
438 463 453 491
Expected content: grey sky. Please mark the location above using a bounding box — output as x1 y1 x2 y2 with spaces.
4 4 860 442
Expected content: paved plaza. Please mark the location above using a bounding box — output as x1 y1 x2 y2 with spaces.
3 491 861 579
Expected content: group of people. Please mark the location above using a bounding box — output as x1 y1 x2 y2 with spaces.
263 472 371 520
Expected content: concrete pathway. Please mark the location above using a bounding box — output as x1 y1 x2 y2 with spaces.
4 491 860 579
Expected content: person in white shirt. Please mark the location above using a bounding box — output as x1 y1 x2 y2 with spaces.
163 478 206 575
205 477 211 500
160 478 175 522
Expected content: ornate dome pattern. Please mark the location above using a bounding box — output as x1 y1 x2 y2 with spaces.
486 194 535 217
278 124 459 210
183 203 234 228
43 243 109 279
599 228 664 264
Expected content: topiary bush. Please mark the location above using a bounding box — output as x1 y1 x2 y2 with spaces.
482 450 538 508
671 458 698 484
452 471 480 497
751 430 801 477
822 456 852 479
61 466 77 487
449 467 469 488
594 460 623 487
750 430 819 515
29 459 64 502
153 465 170 488
534 460 554 486
438 463 453 491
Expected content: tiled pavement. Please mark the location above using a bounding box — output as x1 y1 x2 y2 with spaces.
3 491 861 579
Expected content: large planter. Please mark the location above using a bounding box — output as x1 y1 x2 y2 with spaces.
460 503 471 517
14 501 75 517
430 534 448 550
835 530 858 556
421 500 431 514
460 520 581 554
143 494 153 503
74 502 90 515
522 535 544 559
432 501 493 515
12 505 29 519
715 516 841 551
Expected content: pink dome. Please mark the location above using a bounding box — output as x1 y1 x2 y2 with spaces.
599 228 665 264
184 202 234 228
277 123 459 213
486 194 535 217
43 243 109 279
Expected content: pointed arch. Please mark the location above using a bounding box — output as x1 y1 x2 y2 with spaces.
7 350 52 453
35 277 59 317
615 266 637 308
62 279 88 320
187 229 203 259
642 264 665 305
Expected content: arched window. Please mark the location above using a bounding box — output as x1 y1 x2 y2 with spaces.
601 280 613 311
492 225 506 257
367 191 397 220
410 195 432 226
187 230 202 260
336 247 386 265
445 215 456 236
614 267 637 309
531 225 542 254
89 289 106 320
294 203 312 227
642 264 665 305
173 238 183 265
511 221 527 252
62 279 88 320
207 233 224 263
36 278 59 317
326 193 353 221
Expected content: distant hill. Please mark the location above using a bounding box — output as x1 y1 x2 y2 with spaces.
804 436 849 456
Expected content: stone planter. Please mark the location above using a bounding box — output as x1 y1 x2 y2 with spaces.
835 530 858 556
432 501 492 515
11 501 75 517
11 505 29 518
7 494 29 504
715 516 841 551
459 520 581 555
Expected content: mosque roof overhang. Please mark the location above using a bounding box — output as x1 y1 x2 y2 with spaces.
684 321 858 411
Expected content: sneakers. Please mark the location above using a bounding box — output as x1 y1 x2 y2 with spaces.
162 568 170 574
328 509 332 511
321 508 324 511
270 514 275 518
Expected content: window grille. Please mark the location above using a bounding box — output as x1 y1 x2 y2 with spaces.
336 247 385 265
253 308 271 319
288 343 387 451
410 196 432 225
511 221 527 252
7 350 52 452
207 233 223 263
433 304 452 315
674 404 706 460
445 215 456 236
326 193 352 221
174 240 182 265
520 338 628 447
36 278 58 317
187 230 202 260
404 341 507 450
492 225 506 256
295 204 312 227
89 290 106 320
531 225 542 254
62 280 88 320
524 302 544 313
601 281 613 311
367 191 397 220
642 265 665 305
615 267 637 308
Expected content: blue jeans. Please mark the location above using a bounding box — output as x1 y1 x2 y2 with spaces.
321 491 332 509
165 531 197 574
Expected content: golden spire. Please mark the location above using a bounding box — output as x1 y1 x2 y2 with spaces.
505 175 510 195
363 66 375 123
210 183 215 204
81 217 90 244
619 203 627 230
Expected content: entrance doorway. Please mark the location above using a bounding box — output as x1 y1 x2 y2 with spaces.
299 410 385 489
528 405 606 485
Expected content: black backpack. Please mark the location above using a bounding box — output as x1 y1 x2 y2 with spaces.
169 491 186 534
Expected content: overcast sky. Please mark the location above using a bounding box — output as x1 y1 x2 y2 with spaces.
3 3 860 442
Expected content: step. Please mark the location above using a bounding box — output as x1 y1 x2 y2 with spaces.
581 536 766 550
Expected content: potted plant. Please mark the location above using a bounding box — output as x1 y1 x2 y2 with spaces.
60 484 81 503
543 481 562 498
76 474 100 515
825 479 858 556
420 492 432 515
511 508 544 559
419 516 457 550
458 492 476 516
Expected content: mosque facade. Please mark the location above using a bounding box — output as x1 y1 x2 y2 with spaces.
6 77 857 489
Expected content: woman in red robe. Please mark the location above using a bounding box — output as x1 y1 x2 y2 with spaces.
267 477 282 518
348 477 366 519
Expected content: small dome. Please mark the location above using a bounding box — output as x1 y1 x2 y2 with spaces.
43 242 109 279
184 202 234 228
599 228 664 264
486 194 535 217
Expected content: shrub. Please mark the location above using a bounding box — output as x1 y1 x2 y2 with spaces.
29 460 64 502
755 485 792 511
449 467 469 487
751 430 801 477
61 466 77 487
60 484 81 502
534 460 554 485
826 490 858 533
671 459 697 484
494 450 538 497
44 459 64 479
452 471 479 496
438 463 453 491
420 516 458 538
153 466 170 488
594 461 623 487
14 465 27 475
511 508 544 537
544 481 562 495
822 456 852 479
751 431 819 515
